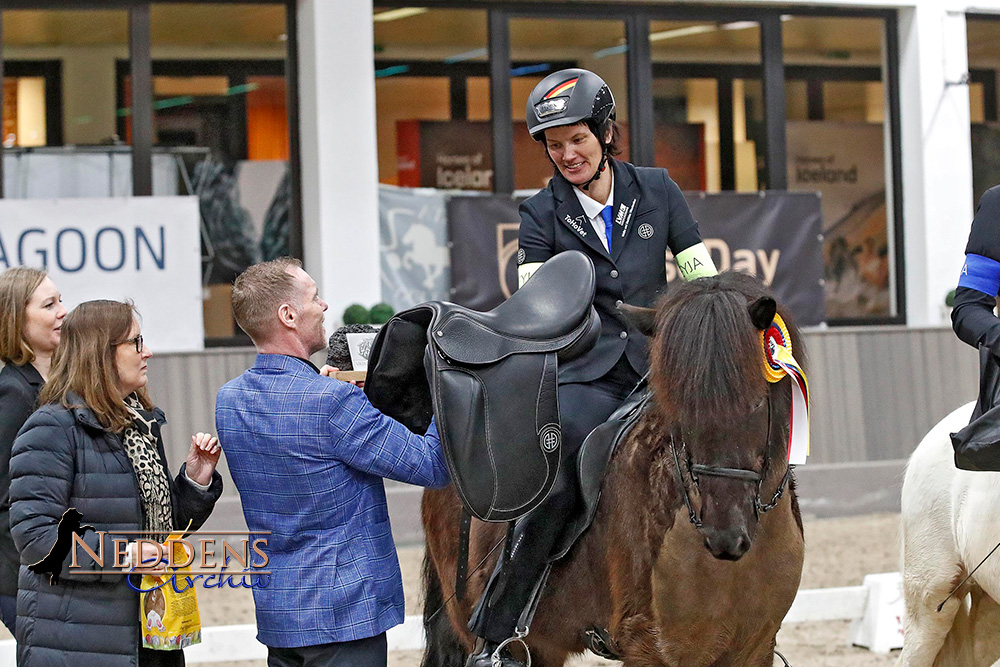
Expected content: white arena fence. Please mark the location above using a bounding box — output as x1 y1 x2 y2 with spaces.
0 572 905 662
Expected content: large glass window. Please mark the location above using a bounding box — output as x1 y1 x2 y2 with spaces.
2 9 131 197
967 17 1000 206
782 16 894 321
649 20 762 193
373 8 490 189
144 3 290 343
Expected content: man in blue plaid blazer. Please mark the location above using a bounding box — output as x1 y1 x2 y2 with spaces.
216 258 449 667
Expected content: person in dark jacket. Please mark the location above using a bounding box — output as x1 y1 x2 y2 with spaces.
466 69 719 667
9 299 223 667
0 267 66 634
953 185 1000 353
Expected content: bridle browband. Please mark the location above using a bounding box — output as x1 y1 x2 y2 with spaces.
670 395 792 529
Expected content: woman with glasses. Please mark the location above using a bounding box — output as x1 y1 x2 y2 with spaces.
8 299 223 667
0 267 66 635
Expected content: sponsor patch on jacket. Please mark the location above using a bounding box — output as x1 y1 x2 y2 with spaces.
564 214 588 237
615 198 637 237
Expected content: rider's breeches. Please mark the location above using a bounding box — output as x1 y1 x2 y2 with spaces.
468 356 639 643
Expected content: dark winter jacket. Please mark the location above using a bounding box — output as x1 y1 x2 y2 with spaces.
9 396 223 666
0 362 43 597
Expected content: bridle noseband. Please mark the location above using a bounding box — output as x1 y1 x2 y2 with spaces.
669 396 792 529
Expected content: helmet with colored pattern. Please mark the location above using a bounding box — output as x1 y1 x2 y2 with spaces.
525 68 616 141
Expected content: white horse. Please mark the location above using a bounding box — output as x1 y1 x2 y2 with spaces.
898 401 1000 666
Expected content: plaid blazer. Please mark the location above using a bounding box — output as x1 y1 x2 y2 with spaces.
215 354 449 648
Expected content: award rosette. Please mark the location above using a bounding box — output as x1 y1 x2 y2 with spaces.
760 314 810 464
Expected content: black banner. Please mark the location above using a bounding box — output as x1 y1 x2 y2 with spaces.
446 190 824 326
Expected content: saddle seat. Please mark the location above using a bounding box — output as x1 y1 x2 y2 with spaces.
431 250 598 365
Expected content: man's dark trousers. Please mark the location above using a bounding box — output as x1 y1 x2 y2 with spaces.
266 633 387 667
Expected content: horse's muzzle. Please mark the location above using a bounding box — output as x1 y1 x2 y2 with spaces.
702 528 752 561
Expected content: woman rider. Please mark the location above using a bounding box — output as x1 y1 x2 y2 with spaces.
954 185 1000 355
465 68 719 667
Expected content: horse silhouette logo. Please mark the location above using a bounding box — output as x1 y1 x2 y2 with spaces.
29 508 94 585
401 223 448 291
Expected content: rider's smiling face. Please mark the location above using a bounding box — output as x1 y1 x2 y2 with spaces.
544 123 607 186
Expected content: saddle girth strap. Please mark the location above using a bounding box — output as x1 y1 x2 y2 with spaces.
455 508 472 601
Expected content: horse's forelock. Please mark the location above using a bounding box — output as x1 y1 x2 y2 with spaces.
650 273 770 427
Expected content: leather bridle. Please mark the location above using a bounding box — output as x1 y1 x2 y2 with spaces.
669 396 792 529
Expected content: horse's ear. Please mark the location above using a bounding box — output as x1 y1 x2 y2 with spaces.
619 303 657 337
747 296 777 330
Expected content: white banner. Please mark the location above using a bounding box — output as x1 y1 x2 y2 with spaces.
0 197 204 352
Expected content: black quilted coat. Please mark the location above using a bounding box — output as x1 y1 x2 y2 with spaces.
9 396 222 666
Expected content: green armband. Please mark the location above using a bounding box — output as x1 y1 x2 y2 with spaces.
675 243 718 281
518 262 543 288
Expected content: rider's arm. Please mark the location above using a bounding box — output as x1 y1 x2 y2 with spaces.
953 186 1000 356
517 197 555 288
662 170 718 281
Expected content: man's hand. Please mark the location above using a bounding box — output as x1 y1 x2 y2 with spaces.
320 365 364 387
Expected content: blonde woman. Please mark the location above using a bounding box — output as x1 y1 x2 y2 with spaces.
0 267 66 633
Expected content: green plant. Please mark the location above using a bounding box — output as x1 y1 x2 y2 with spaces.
343 304 370 325
370 302 395 324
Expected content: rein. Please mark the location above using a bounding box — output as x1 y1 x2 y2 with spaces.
670 395 792 528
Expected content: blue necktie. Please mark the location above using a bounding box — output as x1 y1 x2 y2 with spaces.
600 205 613 253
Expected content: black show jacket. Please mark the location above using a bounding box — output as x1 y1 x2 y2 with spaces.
518 158 703 384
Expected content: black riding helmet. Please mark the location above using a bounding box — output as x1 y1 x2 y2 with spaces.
526 68 616 190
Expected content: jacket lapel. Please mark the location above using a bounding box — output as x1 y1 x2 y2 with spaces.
609 160 642 264
552 174 611 258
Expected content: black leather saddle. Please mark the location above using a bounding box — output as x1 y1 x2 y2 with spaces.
365 250 600 522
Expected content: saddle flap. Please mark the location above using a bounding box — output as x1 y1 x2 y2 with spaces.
431 350 563 522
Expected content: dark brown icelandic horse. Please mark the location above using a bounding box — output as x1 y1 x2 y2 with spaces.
421 271 806 667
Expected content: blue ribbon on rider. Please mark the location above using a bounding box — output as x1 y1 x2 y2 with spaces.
958 253 1000 297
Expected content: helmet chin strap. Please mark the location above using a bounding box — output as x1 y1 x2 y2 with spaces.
579 150 609 192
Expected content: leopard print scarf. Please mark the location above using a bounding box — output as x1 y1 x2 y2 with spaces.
122 394 173 537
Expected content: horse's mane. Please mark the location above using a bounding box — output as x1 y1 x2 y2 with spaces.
650 271 794 429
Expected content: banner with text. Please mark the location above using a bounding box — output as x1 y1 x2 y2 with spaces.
446 191 824 326
0 197 204 352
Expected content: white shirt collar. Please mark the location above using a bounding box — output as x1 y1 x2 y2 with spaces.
572 170 614 222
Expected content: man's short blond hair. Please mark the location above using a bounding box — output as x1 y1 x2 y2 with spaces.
232 257 303 343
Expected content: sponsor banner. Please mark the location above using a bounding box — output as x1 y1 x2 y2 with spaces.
445 191 824 326
786 121 890 319
0 196 204 352
378 185 451 310
447 195 522 312
681 192 825 327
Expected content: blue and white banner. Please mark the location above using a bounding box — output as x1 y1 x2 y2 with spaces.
0 196 204 352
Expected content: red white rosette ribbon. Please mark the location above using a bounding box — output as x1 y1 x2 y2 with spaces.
761 314 810 464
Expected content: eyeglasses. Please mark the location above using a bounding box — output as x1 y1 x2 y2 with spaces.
118 334 144 353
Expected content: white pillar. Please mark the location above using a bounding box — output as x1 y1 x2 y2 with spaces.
898 3 973 326
297 0 381 323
